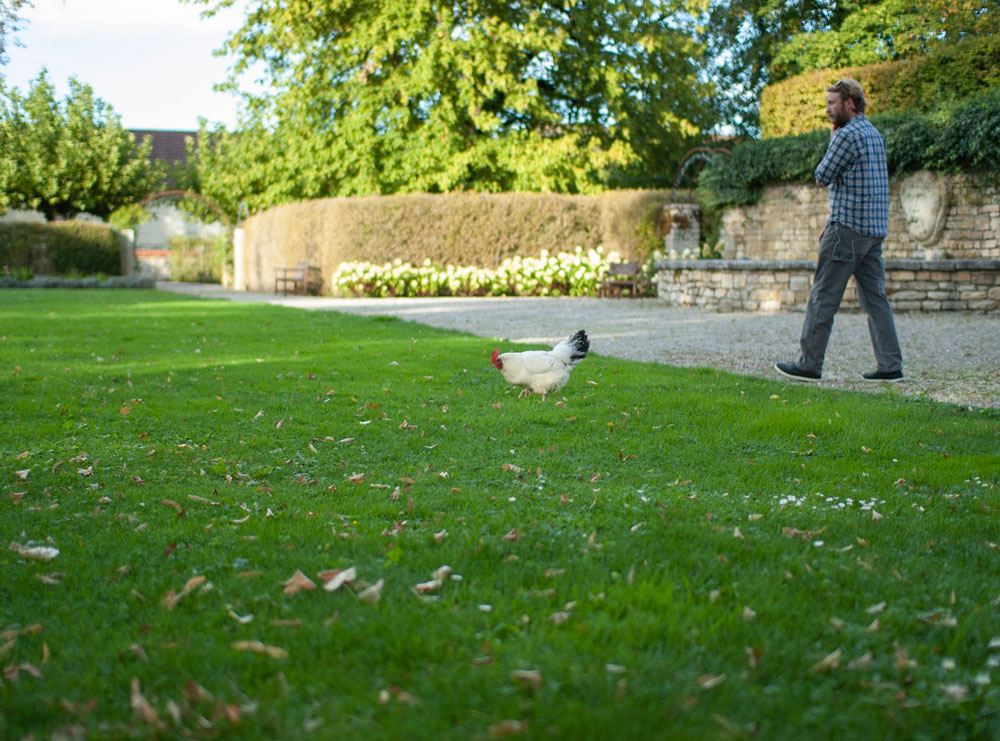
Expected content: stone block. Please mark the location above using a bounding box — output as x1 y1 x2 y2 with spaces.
970 299 999 311
942 300 967 310
789 275 810 292
891 290 926 301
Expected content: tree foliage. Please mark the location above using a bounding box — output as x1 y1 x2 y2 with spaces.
0 70 163 221
0 0 32 64
699 0 997 133
186 0 714 214
771 0 1000 81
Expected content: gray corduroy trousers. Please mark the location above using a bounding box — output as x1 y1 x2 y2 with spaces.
797 221 903 375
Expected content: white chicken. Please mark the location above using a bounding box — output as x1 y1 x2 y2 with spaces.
491 330 590 399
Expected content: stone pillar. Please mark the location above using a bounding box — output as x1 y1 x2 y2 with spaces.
662 203 700 257
233 228 246 290
119 229 135 274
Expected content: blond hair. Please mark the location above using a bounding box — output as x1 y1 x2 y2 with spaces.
828 78 868 113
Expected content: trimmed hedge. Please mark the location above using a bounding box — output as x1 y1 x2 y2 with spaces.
242 189 689 292
0 221 122 276
760 35 1000 138
701 88 1000 209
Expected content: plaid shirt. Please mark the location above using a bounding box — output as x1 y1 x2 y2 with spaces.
814 114 889 238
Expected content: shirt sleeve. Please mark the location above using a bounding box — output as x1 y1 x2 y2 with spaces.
815 130 856 186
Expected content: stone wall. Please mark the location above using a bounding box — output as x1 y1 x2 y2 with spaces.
654 259 1000 313
721 172 1000 261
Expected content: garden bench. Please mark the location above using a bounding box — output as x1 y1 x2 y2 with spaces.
274 261 322 295
598 262 649 298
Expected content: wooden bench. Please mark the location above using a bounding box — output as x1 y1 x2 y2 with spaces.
598 262 650 298
275 261 322 295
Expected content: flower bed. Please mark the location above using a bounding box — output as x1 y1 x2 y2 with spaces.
332 247 620 298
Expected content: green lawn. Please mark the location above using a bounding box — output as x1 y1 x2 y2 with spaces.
2 289 998 739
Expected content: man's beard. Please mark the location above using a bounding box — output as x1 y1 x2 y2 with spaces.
829 108 851 128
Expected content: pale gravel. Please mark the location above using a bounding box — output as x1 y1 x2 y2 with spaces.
158 283 1000 410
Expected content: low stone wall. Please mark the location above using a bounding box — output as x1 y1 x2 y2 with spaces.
721 172 1000 261
654 259 1000 313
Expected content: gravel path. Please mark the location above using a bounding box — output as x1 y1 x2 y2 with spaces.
158 284 1000 410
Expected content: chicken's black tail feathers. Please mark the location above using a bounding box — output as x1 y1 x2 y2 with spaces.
567 329 589 363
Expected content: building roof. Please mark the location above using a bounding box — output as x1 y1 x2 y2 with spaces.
129 129 197 164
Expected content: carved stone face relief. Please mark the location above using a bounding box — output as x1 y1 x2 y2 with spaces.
898 171 949 245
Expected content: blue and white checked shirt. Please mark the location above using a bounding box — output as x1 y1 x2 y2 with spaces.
814 114 889 238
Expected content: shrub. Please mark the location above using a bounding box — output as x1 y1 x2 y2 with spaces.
697 131 829 208
332 247 620 298
702 88 1000 209
759 35 1000 138
0 221 121 276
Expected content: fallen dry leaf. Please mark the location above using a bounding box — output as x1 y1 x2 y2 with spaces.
9 542 59 562
232 641 288 659
412 579 442 594
227 609 253 625
490 719 528 737
283 569 316 595
847 651 874 671
807 648 842 674
431 565 452 580
320 566 357 592
939 683 968 702
161 575 207 609
130 677 158 725
510 669 542 690
14 469 30 480
548 611 571 625
698 674 726 689
357 579 384 604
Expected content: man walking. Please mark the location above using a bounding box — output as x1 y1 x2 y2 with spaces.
775 78 903 383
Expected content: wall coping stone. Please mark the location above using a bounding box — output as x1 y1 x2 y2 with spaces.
653 259 1000 272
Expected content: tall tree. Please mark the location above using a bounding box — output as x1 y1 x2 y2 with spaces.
0 0 32 65
771 0 1000 80
701 0 997 133
186 0 714 212
0 70 163 220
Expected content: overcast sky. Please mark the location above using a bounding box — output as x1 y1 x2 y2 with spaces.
3 0 254 130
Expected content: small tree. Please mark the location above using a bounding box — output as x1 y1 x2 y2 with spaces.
0 70 163 221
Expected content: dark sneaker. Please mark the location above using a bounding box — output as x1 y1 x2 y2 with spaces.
863 369 903 383
774 362 821 382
